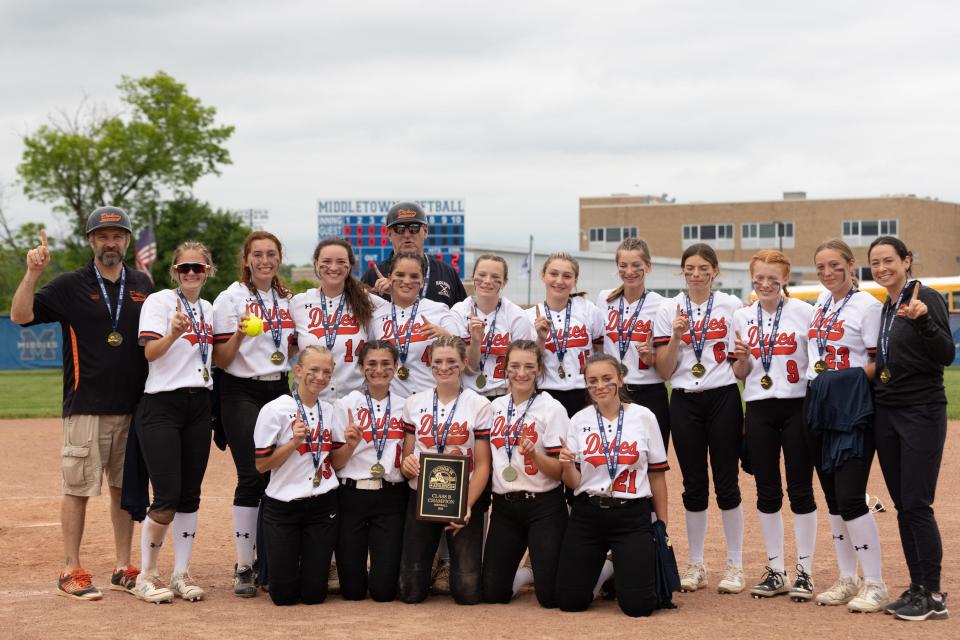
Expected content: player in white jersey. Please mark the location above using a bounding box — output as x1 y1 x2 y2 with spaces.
653 242 745 595
526 252 606 417
596 237 670 448
805 239 888 612
328 340 407 601
453 254 535 399
291 237 382 402
370 253 459 398
132 242 217 604
555 353 669 617
211 231 296 597
731 251 817 602
253 345 339 605
398 336 492 604
480 340 569 607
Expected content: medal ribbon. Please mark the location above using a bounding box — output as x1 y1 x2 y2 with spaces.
543 299 572 368
815 288 856 359
176 288 210 373
319 290 346 351
391 297 422 369
595 404 625 486
475 298 502 375
421 261 431 298
93 264 126 335
431 388 462 455
364 386 392 463
504 393 537 466
293 390 324 475
253 287 283 351
879 281 912 368
616 292 648 360
756 298 784 376
684 293 714 365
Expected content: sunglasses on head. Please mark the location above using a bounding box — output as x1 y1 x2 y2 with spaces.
174 262 208 275
391 223 423 234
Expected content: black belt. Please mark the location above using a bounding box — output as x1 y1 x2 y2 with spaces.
339 477 406 490
498 486 562 503
582 494 648 510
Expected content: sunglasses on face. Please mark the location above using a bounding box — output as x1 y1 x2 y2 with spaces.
174 262 209 275
391 223 423 235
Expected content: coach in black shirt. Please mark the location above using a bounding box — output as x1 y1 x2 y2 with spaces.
361 201 466 307
11 206 154 601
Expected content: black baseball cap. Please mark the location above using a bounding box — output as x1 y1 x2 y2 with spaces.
385 202 427 227
85 206 133 235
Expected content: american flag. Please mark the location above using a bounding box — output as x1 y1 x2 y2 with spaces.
135 226 157 282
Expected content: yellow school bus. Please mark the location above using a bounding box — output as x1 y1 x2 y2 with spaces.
752 276 960 313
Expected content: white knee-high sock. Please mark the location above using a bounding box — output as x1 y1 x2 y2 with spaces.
140 516 169 575
721 505 744 567
592 559 614 598
793 511 817 575
757 511 785 573
828 514 858 578
685 509 708 564
512 567 534 596
844 513 882 583
172 511 199 576
232 506 258 567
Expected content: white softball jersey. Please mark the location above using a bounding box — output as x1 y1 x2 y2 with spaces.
212 282 295 378
291 288 385 401
488 391 568 495
653 291 741 391
566 403 669 498
596 289 667 385
371 297 461 398
733 297 814 402
254 394 340 501
138 289 215 393
400 388 492 491
451 296 536 395
331 390 407 484
523 296 606 392
804 290 882 380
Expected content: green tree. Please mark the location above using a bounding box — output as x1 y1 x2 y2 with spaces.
17 71 234 238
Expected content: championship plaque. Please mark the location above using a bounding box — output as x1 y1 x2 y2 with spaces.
415 453 469 523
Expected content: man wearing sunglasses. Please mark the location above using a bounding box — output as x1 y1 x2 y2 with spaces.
361 201 466 308
11 206 155 602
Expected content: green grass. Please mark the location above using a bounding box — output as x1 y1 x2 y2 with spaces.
1 367 958 420
0 369 63 418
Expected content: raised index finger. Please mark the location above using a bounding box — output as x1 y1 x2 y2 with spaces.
39 228 48 247
373 263 385 279
347 408 355 425
176 297 182 313
535 305 542 318
910 280 921 303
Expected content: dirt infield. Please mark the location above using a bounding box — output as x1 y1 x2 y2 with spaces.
0 419 955 639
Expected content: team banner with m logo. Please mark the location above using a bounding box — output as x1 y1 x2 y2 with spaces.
0 316 62 370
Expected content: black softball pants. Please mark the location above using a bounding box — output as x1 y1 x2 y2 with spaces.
745 397 816 514
399 491 490 605
547 388 590 418
482 486 568 608
669 384 743 512
262 492 339 606
555 495 658 617
335 482 409 602
626 382 671 451
874 402 947 592
219 372 289 507
137 389 211 515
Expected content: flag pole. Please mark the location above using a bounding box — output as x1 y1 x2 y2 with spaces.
526 234 533 306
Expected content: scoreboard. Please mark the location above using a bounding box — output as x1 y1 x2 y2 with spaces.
317 198 465 278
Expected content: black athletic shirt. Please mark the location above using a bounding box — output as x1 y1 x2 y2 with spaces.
23 261 154 417
361 253 466 308
873 283 955 406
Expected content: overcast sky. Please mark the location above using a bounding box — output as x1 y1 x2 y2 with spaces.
2 0 958 264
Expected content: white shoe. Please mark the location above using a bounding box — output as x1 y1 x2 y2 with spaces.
170 573 205 602
816 575 861 606
847 579 889 613
133 572 174 604
680 563 707 592
328 562 340 595
717 560 745 594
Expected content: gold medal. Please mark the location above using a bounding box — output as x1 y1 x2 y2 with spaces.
202 367 210 382
501 465 518 482
312 473 321 488
476 374 487 388
880 368 892 384
760 375 773 390
397 366 409 381
691 362 706 378
370 463 385 478
557 364 567 379
814 360 828 374
106 331 123 347
270 350 285 365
